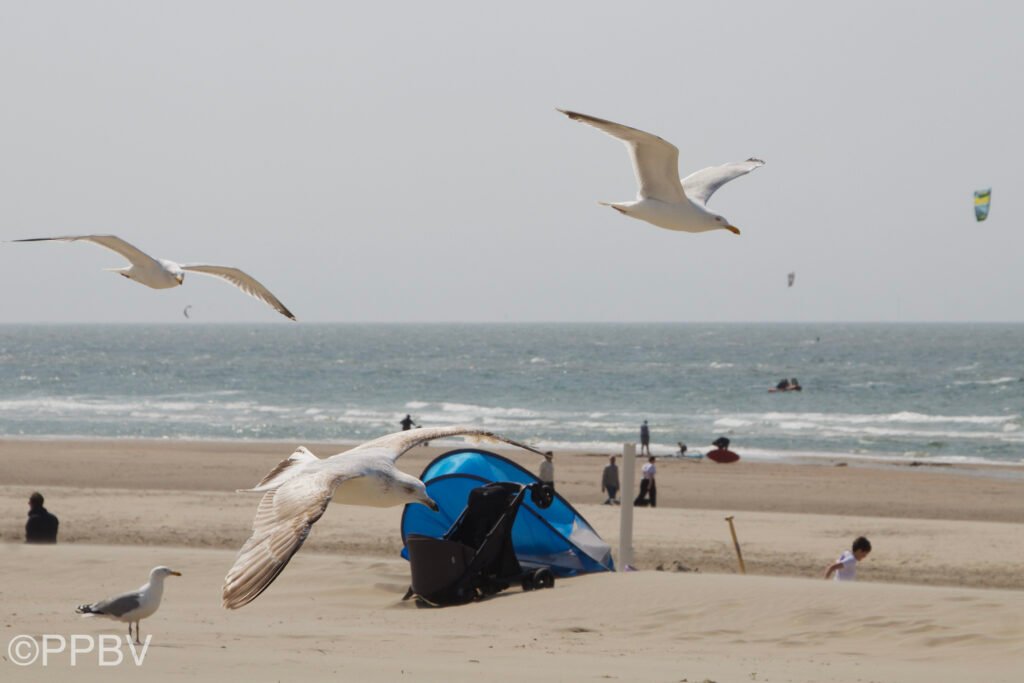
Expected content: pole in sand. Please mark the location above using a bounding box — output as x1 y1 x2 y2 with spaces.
619 442 636 570
725 516 746 574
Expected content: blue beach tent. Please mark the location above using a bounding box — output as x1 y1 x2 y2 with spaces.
401 449 615 576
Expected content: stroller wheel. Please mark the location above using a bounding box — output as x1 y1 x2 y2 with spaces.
533 568 555 589
531 484 554 509
521 575 537 591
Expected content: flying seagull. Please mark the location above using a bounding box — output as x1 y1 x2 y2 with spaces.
558 109 764 234
12 234 295 320
76 566 181 644
222 426 545 609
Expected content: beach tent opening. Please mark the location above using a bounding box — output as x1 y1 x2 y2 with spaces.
401 449 615 576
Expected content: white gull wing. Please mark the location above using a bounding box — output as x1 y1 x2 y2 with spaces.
558 109 687 203
11 234 164 270
343 425 546 464
180 264 296 321
222 468 357 609
681 158 765 207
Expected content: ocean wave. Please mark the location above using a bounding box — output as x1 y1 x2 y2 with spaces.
952 377 1021 386
439 402 542 419
739 411 1019 426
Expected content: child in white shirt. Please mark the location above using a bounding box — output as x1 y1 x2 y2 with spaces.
824 536 871 581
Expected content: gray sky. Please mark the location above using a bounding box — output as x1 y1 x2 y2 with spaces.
2 1 1021 323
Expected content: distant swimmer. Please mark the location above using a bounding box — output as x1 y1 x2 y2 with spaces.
771 378 802 392
400 414 420 431
787 271 795 288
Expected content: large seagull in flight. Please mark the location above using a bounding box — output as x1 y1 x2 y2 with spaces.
12 234 295 320
559 109 764 235
222 426 545 609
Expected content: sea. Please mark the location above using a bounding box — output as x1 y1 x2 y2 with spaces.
1 323 1022 466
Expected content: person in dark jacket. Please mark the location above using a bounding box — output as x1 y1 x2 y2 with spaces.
26 491 59 544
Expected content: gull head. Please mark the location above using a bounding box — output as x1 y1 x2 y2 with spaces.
150 566 182 580
394 471 439 511
411 482 439 512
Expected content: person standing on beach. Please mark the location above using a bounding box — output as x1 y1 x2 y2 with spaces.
634 456 657 507
539 451 555 489
824 536 872 581
399 414 419 431
601 455 620 504
26 492 59 544
640 420 651 456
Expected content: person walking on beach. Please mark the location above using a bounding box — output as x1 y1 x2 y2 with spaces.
26 491 59 544
601 455 620 504
640 420 651 456
824 536 872 581
399 414 419 431
539 451 555 489
634 456 657 507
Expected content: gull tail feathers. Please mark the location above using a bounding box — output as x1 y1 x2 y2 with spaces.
598 201 628 215
239 446 320 493
76 604 99 616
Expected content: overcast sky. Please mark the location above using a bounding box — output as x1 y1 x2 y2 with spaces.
1 1 1021 323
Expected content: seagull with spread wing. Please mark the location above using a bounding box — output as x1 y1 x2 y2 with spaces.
558 109 764 234
11 234 295 320
222 426 545 609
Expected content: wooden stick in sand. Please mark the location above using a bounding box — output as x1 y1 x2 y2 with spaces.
725 516 746 574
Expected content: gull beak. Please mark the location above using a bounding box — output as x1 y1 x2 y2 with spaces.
176 274 185 285
421 496 439 512
170 571 182 576
726 226 741 235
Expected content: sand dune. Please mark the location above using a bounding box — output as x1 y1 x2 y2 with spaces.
2 438 1023 681
1 544 1021 683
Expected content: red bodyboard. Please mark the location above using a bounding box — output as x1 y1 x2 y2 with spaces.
706 449 740 464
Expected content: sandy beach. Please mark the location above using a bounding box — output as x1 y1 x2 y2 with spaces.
2 438 1023 681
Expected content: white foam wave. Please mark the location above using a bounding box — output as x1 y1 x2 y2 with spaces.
953 377 1020 386
746 411 1018 426
440 402 542 419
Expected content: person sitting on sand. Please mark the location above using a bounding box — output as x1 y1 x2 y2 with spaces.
26 491 59 544
776 378 791 390
789 378 802 391
824 536 871 581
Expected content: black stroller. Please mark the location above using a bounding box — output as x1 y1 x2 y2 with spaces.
403 481 556 606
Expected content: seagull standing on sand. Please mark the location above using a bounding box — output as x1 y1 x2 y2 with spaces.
222 426 545 609
12 234 295 320
558 109 764 234
76 566 181 644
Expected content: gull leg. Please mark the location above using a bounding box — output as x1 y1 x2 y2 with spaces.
135 621 142 645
